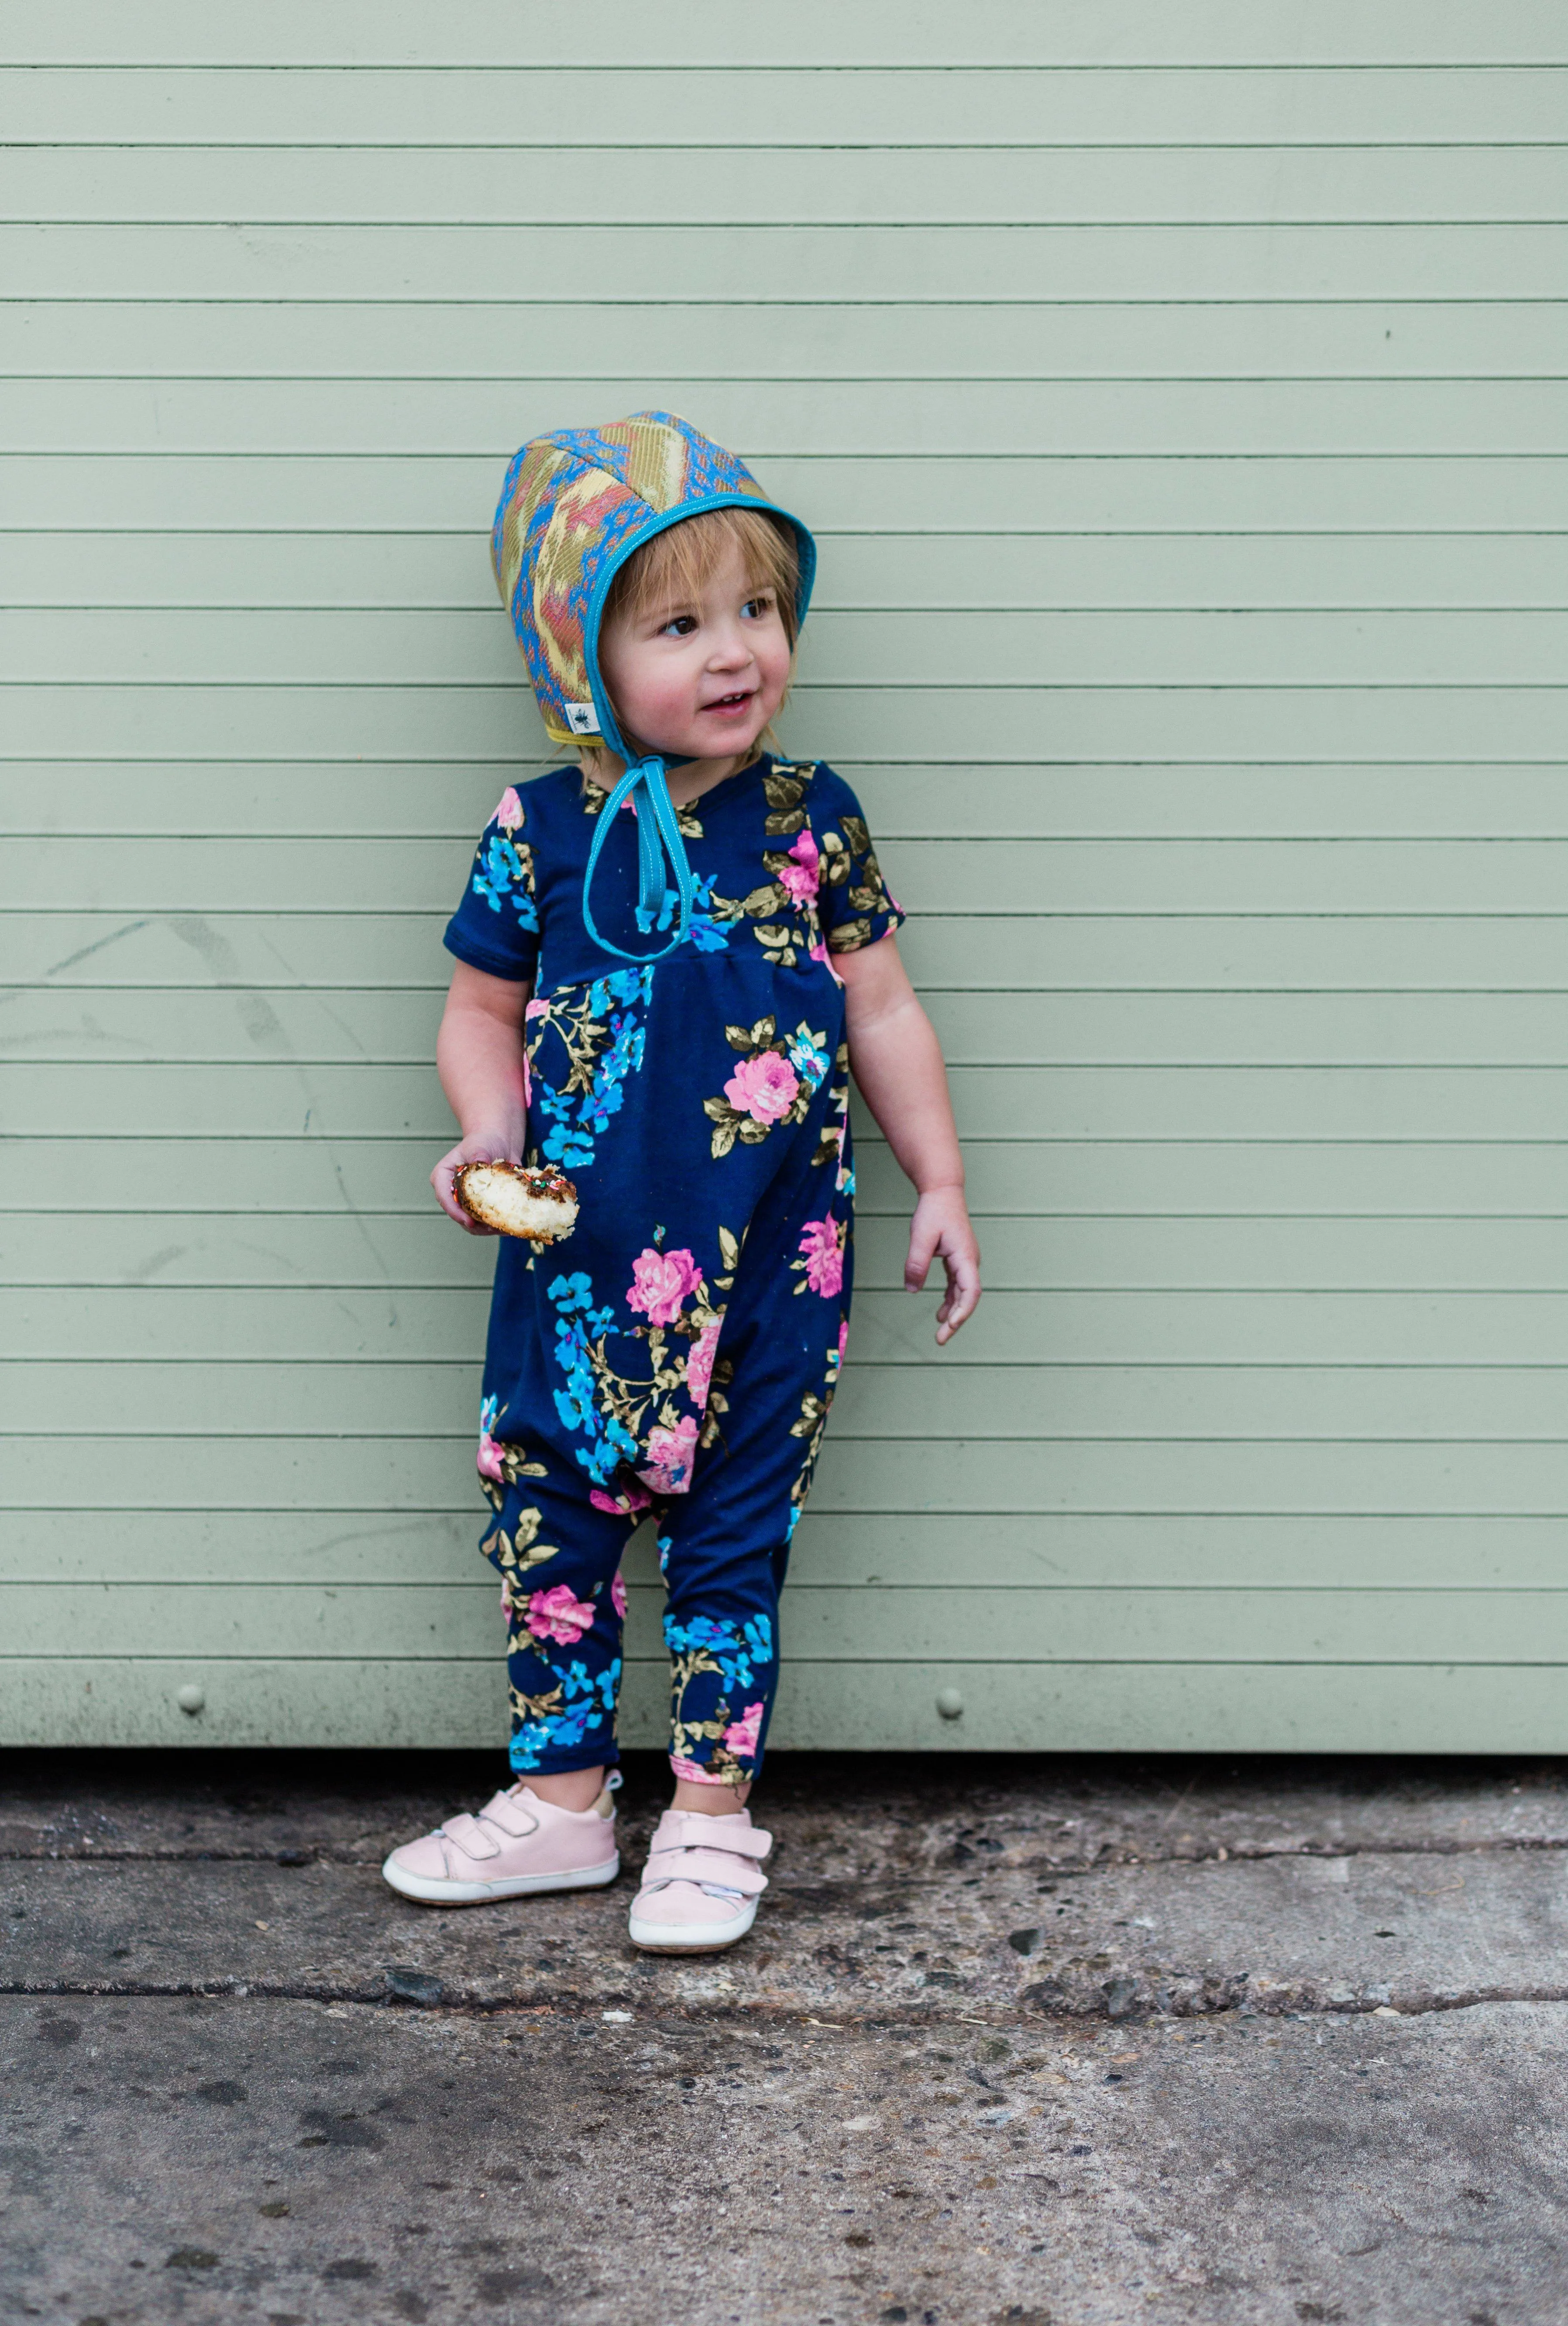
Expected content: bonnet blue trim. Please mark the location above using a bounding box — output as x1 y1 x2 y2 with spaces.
576 495 816 964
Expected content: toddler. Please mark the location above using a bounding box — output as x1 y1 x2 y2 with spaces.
383 413 980 1952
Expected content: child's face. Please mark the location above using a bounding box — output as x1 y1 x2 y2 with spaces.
597 534 792 767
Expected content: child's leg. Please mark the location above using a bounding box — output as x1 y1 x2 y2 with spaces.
625 1482 793 1951
381 1458 639 1906
485 1460 642 1786
622 1297 843 1951
655 1295 845 1796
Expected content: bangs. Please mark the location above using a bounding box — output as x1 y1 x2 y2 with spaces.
605 506 801 646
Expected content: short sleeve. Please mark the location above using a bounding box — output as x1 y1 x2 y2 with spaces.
812 767 906 955
442 782 541 984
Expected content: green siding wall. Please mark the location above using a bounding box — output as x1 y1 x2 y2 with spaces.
4 5 1568 1751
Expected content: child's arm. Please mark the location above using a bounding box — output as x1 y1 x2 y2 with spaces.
430 960 533 1234
836 931 981 1344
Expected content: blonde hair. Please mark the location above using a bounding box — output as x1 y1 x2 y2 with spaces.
578 504 800 780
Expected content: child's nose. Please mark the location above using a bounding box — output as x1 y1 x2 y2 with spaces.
708 624 754 668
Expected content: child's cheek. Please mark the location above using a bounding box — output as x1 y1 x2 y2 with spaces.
620 660 689 750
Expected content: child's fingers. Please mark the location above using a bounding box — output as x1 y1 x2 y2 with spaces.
904 1216 938 1293
430 1153 496 1235
934 1245 983 1345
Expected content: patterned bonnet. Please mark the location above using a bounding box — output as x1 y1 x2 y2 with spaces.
490 410 817 961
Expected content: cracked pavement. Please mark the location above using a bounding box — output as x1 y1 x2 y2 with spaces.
3 1749 1568 2323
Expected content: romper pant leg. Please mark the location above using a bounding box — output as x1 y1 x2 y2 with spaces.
656 1233 850 1788
480 1452 643 1778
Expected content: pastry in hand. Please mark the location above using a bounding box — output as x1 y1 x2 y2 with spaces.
453 1160 579 1243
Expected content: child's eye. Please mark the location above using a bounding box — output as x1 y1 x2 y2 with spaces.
660 613 698 637
742 593 775 620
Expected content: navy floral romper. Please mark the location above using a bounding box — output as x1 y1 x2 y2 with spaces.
443 753 903 1783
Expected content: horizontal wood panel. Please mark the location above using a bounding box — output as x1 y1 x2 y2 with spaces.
11 378 1568 458
6 1432 1568 1514
10 1286 1568 1365
7 69 1567 147
10 144 1568 226
24 762 1568 842
15 1062 1568 1141
10 1212 1568 1291
14 2 1568 69
13 603 1568 683
13 224 1568 306
8 1655 1568 1754
12 535 1568 619
14 835 1568 916
15 987 1568 1068
9 1578 1568 1664
15 301 1568 379
10 1507 1568 1590
12 454 1568 534
7 682 1562 764
10 1136 1568 1220
10 1359 1567 1441
11 913 1568 994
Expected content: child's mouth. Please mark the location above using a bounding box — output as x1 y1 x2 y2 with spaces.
701 690 755 715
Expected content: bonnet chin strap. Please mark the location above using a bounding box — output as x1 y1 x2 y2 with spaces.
581 754 698 963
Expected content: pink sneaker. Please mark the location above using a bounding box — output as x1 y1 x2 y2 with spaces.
626 1806 773 1953
382 1777 620 1906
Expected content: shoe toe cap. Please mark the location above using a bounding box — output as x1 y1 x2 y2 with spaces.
386 1833 450 1881
631 1880 737 1929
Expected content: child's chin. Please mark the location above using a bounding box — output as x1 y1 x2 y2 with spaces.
684 717 766 760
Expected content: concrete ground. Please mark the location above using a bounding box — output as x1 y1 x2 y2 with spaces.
4 1751 1568 2326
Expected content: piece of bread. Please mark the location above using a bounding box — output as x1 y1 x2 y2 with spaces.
453 1160 580 1243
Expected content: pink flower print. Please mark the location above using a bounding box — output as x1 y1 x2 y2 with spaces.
524 1583 597 1646
626 1245 702 1326
724 1049 799 1125
476 1430 505 1483
525 996 549 1021
637 1413 699 1495
722 1702 765 1761
777 828 820 903
838 1317 850 1365
798 1215 844 1300
494 786 524 832
669 1755 727 1785
589 1479 653 1517
611 1569 628 1621
808 933 844 986
684 1318 722 1411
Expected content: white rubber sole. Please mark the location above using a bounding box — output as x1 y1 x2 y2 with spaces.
381 1850 619 1907
626 1895 759 1953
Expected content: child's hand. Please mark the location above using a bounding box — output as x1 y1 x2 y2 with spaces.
432 1129 525 1234
905 1185 982 1345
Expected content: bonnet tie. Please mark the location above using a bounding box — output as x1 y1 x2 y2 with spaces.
581 754 698 963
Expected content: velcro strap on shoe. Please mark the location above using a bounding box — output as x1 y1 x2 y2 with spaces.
440 1811 499 1861
478 1790 541 1840
657 1815 772 1859
643 1842 769 1896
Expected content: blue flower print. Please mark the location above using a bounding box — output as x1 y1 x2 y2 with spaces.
546 1271 634 1486
508 1655 621 1770
663 1612 774 1692
651 873 733 953
472 832 539 929
532 966 653 1172
787 1026 831 1091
